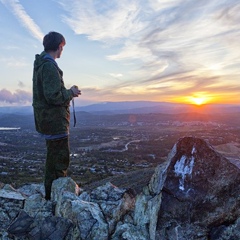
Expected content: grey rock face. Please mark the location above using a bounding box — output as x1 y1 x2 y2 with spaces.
156 137 240 239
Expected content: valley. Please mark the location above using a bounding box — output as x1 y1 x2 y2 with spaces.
0 111 239 189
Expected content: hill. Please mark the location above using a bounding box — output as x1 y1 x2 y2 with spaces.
1 101 240 116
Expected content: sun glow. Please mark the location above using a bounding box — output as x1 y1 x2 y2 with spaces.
191 97 207 105
186 93 211 106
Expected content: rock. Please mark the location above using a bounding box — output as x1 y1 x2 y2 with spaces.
18 183 45 198
7 210 34 237
0 188 25 231
90 182 136 234
57 182 137 239
156 136 240 239
51 177 80 217
2 184 17 192
131 154 170 240
112 222 150 240
209 217 240 240
134 193 162 240
149 160 170 195
6 207 74 240
52 177 80 202
0 182 4 189
8 213 74 240
62 199 108 240
24 194 54 219
29 216 74 240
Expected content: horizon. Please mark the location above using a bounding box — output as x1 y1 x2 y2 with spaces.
0 101 240 116
0 100 240 108
1 0 240 107
1 100 240 108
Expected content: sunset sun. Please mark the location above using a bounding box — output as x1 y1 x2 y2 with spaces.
192 97 206 105
172 93 213 106
188 94 210 106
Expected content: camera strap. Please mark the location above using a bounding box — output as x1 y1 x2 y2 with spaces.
72 98 77 127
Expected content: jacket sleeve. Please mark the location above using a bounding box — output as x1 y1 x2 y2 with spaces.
42 62 74 106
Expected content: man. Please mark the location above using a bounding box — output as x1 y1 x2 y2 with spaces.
32 31 81 200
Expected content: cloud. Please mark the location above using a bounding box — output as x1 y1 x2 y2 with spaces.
18 81 25 88
109 73 123 78
0 89 32 104
0 0 44 41
1 45 19 50
59 0 146 42
0 57 28 67
58 0 240 103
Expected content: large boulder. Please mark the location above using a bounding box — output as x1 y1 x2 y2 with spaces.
155 137 240 239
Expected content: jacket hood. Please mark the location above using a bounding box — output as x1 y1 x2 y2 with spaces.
34 51 58 71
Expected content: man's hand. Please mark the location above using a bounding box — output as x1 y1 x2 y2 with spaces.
70 85 81 97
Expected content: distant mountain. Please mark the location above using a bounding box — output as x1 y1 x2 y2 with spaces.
76 101 182 114
0 113 35 129
0 106 33 115
75 101 240 115
0 101 240 115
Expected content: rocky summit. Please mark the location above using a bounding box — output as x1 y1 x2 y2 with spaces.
0 137 240 240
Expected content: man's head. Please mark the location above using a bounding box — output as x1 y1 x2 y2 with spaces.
43 31 66 58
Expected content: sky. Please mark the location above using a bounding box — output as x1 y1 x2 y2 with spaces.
0 0 240 107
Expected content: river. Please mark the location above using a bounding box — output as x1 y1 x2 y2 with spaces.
104 140 141 152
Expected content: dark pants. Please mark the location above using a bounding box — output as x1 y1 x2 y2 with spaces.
44 137 70 200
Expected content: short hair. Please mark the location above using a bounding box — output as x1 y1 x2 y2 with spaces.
43 31 66 52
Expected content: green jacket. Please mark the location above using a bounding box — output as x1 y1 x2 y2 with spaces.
32 51 74 135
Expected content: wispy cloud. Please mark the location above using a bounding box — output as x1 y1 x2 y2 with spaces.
0 56 28 67
1 45 19 50
59 0 146 42
1 0 44 41
109 73 123 78
0 89 32 104
58 0 240 103
18 81 25 88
